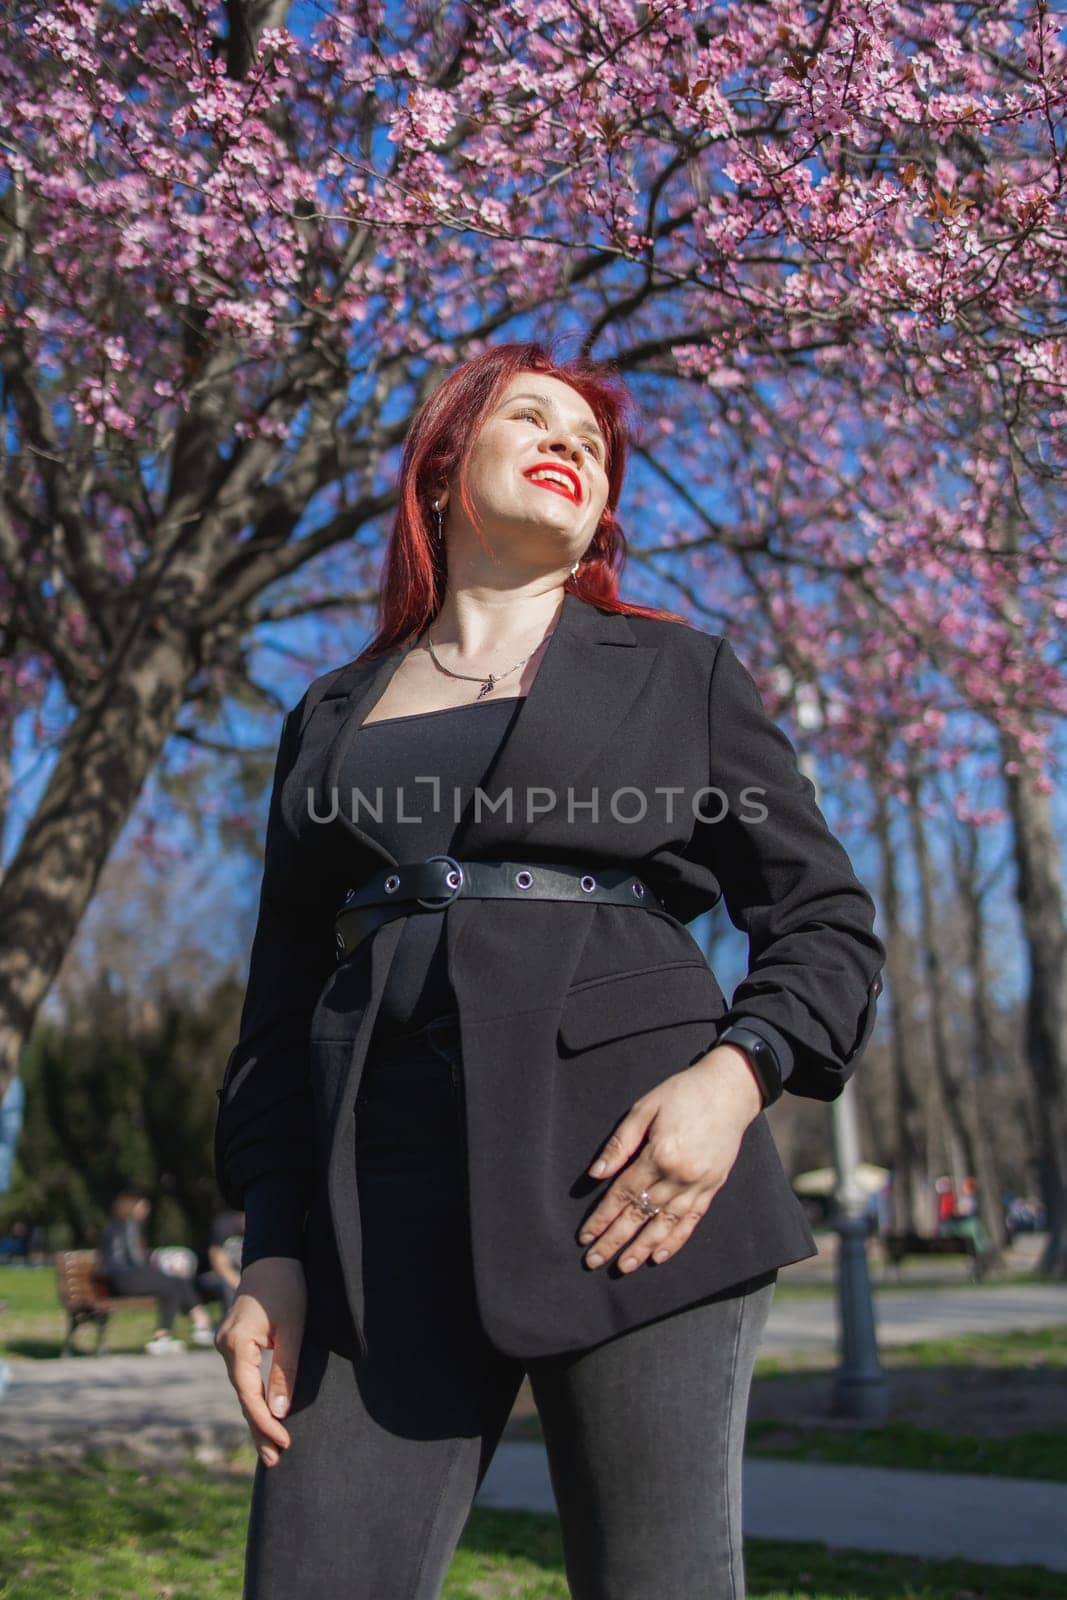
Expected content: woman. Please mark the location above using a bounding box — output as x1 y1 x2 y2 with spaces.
99 1190 216 1353
214 341 886 1599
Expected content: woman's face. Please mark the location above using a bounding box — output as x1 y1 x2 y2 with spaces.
444 372 612 570
135 1198 150 1222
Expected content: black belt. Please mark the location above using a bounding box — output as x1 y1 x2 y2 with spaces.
334 855 667 964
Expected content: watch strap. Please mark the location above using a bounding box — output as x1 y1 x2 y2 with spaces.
713 1022 784 1108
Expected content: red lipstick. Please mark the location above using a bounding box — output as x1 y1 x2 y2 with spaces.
522 462 582 504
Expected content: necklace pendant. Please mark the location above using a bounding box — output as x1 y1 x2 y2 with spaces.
477 676 495 699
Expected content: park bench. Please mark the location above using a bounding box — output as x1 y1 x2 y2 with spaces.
882 1229 992 1283
54 1249 157 1356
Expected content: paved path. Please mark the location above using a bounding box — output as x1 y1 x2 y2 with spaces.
2 1282 1064 1461
476 1442 1067 1572
0 1350 249 1466
4 1357 1063 1570
2 1279 1065 1569
762 1282 1067 1357
785 1228 1049 1287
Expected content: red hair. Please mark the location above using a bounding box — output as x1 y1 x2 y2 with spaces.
359 339 688 658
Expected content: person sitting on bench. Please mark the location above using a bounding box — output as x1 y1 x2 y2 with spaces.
98 1189 215 1354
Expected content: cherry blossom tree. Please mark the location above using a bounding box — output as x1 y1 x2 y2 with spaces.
1 1 1065 1262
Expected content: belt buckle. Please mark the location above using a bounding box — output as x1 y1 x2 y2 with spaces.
415 853 465 910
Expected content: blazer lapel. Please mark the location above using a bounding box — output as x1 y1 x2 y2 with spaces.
308 591 658 866
450 593 655 857
310 637 423 866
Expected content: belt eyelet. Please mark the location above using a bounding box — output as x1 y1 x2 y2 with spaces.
515 870 533 889
416 853 465 909
580 874 597 893
631 880 645 898
384 874 401 894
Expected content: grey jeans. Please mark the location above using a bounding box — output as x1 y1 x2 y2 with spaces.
244 1010 777 1600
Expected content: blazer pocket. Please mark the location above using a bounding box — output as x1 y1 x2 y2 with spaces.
558 961 726 1053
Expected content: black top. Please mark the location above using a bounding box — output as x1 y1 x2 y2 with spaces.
338 695 525 1035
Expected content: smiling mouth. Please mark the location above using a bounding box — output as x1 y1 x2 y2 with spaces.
530 479 577 504
524 470 581 504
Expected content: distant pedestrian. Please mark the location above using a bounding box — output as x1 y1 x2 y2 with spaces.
98 1190 215 1354
934 1176 957 1235
196 1207 245 1317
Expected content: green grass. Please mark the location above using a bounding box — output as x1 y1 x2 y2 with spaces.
0 1451 1062 1600
4 1261 1063 1362
501 1407 1067 1482
745 1419 1067 1482
0 1265 206 1358
6 1264 1067 1492
772 1272 1046 1296
503 1326 1067 1484
752 1322 1067 1377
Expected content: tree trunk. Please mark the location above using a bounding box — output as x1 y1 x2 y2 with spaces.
873 762 925 1233
949 818 1009 1261
0 623 195 1099
904 751 979 1199
1000 730 1067 1277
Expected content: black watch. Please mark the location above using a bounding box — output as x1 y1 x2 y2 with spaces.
713 1024 783 1109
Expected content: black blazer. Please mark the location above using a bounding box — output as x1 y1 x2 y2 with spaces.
214 591 886 1362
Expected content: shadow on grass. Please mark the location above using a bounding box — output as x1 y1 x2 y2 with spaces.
1 1335 220 1360
1 1338 75 1360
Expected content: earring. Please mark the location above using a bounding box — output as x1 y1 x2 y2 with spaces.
433 500 444 542
570 560 579 576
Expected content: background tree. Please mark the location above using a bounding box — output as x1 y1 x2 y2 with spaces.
1 969 239 1250
1 4 1064 1260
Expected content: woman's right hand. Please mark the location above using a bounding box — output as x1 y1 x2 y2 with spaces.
215 1256 307 1468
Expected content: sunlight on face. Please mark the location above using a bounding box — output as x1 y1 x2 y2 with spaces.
455 373 611 564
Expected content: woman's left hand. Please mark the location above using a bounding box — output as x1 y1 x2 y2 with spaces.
577 1044 766 1273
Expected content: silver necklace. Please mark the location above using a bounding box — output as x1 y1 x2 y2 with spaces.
424 626 555 701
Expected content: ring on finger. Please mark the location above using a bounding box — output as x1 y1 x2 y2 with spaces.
617 1202 679 1269
634 1206 683 1265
